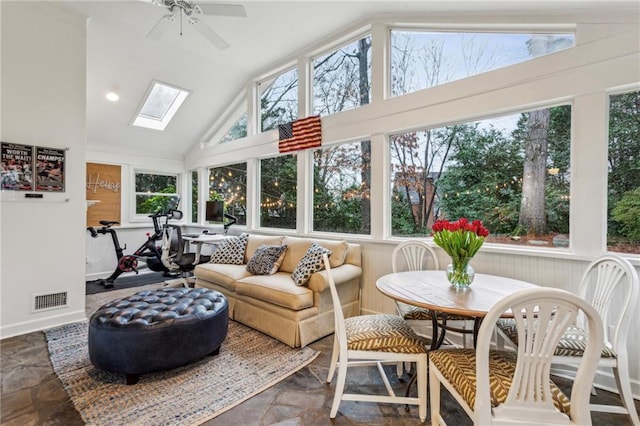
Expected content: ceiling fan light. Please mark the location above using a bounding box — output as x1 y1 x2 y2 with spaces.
106 92 120 102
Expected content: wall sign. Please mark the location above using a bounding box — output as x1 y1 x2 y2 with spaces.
86 162 121 227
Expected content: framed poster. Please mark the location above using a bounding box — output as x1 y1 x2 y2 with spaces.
36 146 66 192
1 142 34 191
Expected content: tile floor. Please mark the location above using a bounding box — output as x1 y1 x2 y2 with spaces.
1 287 638 425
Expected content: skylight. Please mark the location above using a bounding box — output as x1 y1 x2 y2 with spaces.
132 81 190 131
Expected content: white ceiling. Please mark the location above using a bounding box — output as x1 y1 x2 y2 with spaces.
57 0 639 160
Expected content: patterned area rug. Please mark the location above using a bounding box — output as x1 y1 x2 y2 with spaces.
46 320 319 426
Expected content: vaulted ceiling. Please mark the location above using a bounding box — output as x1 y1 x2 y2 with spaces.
58 1 637 160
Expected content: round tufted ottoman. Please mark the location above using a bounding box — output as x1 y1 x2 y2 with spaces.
88 287 228 385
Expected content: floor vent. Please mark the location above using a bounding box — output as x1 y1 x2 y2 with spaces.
33 291 69 312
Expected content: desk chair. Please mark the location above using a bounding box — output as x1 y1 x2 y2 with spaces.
323 254 428 422
496 254 640 425
160 225 210 287
430 287 604 426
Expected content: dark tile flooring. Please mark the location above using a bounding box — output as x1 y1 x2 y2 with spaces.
2 288 638 425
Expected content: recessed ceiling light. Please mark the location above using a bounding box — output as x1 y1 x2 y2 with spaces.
106 92 120 102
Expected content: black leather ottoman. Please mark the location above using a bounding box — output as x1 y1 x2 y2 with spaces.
88 287 228 384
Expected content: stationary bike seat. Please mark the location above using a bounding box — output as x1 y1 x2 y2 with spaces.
99 220 120 226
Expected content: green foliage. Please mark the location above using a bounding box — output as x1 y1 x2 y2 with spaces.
435 124 524 234
261 155 297 229
209 163 247 225
391 189 421 235
612 187 640 242
136 186 177 214
607 91 640 243
191 171 198 223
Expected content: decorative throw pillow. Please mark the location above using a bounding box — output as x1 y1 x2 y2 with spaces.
246 244 288 275
291 242 332 286
209 233 249 265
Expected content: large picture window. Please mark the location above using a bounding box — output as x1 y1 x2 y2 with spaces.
607 90 640 254
390 30 574 97
260 155 297 229
209 163 247 226
313 140 371 234
312 34 371 117
390 105 571 248
134 172 178 215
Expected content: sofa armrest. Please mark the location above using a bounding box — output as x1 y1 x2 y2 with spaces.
307 264 361 293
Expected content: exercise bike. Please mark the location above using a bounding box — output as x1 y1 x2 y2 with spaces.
87 206 183 288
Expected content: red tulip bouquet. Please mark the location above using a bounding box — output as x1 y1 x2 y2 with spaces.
431 218 490 287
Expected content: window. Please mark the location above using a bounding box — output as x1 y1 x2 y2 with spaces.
607 90 640 254
260 155 297 229
259 67 298 132
209 163 247 225
390 105 571 248
191 170 198 223
135 172 179 215
132 81 190 131
313 140 371 234
220 113 247 143
390 30 574 97
312 35 371 116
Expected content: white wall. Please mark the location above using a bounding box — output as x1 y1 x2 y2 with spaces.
1 2 87 337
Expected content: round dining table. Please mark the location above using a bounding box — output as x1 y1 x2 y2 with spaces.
376 270 538 349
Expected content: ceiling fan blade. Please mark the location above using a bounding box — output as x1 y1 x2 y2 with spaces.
191 18 230 49
147 14 175 40
198 4 246 17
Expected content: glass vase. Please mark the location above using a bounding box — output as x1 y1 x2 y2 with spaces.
446 257 475 289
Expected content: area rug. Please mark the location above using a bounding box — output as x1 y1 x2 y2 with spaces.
45 320 319 426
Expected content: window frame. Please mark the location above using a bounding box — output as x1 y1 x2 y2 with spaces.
132 170 180 221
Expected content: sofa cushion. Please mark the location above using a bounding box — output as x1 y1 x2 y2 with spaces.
291 243 332 286
209 233 249 265
280 237 349 272
236 273 314 310
244 235 285 263
317 239 349 268
194 263 252 291
246 244 288 275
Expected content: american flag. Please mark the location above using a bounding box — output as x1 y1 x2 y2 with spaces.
278 115 322 153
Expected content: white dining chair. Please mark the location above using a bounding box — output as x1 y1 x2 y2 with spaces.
392 240 474 354
496 254 639 425
430 287 604 425
323 254 428 422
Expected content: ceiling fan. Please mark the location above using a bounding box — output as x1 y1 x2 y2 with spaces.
146 0 246 49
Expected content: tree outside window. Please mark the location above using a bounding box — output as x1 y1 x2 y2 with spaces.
313 140 371 234
208 163 247 225
260 155 297 229
135 172 178 215
390 30 574 97
260 68 298 132
312 35 371 116
607 90 640 254
191 170 198 222
391 105 571 248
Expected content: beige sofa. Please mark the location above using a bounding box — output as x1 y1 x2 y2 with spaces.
194 234 362 348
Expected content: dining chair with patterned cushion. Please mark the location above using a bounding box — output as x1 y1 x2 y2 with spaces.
323 254 428 422
496 254 639 425
392 240 474 354
430 287 604 425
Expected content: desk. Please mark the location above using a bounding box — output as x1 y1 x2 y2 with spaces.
376 271 537 348
182 234 230 264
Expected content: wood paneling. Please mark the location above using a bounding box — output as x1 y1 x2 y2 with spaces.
86 163 121 227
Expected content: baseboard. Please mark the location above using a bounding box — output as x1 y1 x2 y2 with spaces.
0 309 86 340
